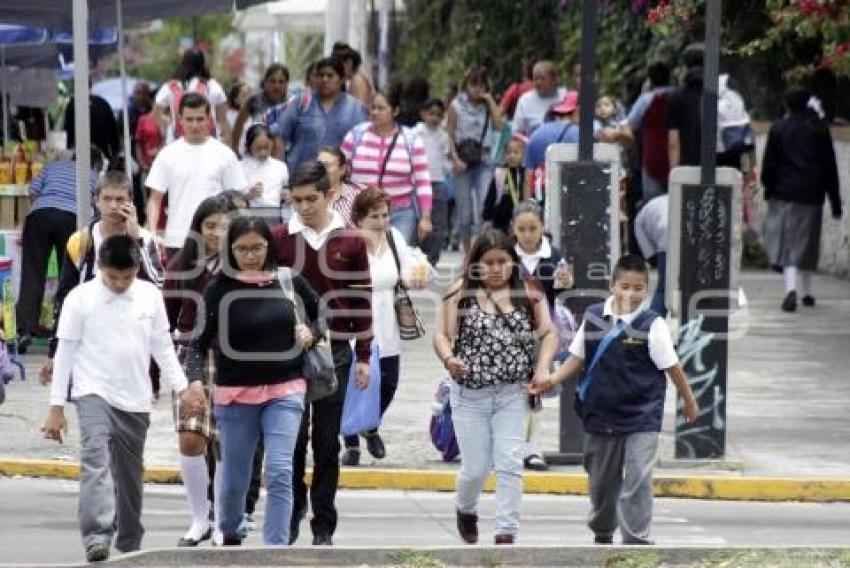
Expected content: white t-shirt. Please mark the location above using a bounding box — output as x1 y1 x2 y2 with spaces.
634 194 669 258
50 278 188 413
512 87 567 136
240 155 289 208
146 137 247 248
369 227 419 358
414 122 450 182
569 296 679 370
155 77 227 143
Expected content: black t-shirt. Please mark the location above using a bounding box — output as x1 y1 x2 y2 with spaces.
665 77 703 167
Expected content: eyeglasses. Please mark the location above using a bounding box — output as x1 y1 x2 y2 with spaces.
231 243 268 257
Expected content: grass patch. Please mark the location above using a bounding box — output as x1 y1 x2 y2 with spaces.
387 549 447 568
603 551 663 568
694 549 850 568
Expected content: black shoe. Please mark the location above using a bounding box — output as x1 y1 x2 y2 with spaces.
781 291 797 312
624 538 656 545
312 533 333 546
16 332 31 355
456 510 478 544
177 526 212 547
524 454 549 471
594 534 613 545
364 432 386 459
802 295 816 307
85 542 110 562
341 447 360 466
222 536 242 546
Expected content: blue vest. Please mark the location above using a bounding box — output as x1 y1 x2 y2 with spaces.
578 302 667 436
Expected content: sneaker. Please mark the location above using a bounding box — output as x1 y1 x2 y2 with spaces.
802 295 816 307
456 510 478 544
494 534 515 545
781 291 797 312
341 447 360 466
524 454 549 471
364 432 386 459
85 542 110 562
243 513 257 532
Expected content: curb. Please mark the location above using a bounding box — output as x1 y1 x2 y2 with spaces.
2 458 850 502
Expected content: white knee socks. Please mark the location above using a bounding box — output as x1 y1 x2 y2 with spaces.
783 266 797 293
179 454 211 540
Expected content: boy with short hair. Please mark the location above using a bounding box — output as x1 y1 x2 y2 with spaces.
414 98 451 266
41 235 204 562
530 254 698 545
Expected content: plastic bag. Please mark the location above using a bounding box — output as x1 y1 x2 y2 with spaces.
429 378 459 462
340 343 382 437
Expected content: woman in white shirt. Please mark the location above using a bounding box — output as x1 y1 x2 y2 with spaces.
341 188 428 467
240 124 290 209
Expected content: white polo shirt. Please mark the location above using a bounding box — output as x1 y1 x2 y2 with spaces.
50 277 188 413
569 296 679 370
288 210 346 251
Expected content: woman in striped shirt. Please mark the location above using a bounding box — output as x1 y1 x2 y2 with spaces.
341 89 433 245
317 145 361 226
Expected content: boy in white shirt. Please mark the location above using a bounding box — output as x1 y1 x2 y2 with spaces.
414 98 451 265
41 235 204 563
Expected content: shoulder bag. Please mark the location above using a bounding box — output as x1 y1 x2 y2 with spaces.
386 230 426 340
455 104 490 167
277 268 338 402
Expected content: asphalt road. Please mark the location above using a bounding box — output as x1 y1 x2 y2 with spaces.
2 477 850 565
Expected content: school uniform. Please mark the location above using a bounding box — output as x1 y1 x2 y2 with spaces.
50 277 188 554
515 237 563 310
569 297 678 544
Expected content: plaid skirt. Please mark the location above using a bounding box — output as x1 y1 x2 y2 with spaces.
172 343 216 440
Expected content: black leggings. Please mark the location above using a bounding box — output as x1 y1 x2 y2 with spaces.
343 355 400 448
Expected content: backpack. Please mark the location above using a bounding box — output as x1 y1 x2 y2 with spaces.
168 79 216 138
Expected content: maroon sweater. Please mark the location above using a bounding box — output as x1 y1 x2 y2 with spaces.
272 223 373 362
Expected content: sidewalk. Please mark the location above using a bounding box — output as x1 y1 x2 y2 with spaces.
1 253 849 497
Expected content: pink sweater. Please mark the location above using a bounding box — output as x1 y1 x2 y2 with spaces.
341 125 432 214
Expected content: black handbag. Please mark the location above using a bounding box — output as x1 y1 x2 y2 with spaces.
386 230 426 340
277 268 337 402
455 104 490 167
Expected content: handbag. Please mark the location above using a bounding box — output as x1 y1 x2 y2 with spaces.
340 342 382 436
455 104 489 167
276 268 338 403
386 230 426 340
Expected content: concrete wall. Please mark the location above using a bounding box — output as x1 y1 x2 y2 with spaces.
753 123 850 278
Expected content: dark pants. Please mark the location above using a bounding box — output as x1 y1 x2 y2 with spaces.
343 355 400 448
16 208 77 335
421 182 448 266
651 252 667 317
291 339 352 539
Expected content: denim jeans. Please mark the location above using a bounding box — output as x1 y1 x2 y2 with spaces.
453 162 493 239
391 203 419 245
641 169 666 202
450 381 528 537
215 393 305 545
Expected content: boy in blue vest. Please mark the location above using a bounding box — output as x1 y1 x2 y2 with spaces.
529 254 698 545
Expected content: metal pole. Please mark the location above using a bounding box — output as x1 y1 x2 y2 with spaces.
117 0 132 181
1 47 7 146
577 0 597 162
73 0 92 228
700 0 721 186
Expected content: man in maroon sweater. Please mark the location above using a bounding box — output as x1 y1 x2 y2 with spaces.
272 161 372 546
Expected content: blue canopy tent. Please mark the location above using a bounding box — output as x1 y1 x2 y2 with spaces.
0 0 268 227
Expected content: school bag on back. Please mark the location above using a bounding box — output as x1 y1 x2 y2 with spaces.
168 79 216 138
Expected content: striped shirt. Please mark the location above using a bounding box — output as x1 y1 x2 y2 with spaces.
341 124 432 214
331 182 362 226
29 160 97 216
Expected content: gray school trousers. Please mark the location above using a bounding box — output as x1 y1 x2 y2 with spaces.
583 431 658 544
76 395 150 553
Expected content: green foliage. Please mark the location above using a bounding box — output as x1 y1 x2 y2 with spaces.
102 15 234 84
387 549 446 567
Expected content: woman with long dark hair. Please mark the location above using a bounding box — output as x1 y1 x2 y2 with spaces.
432 229 557 545
187 215 325 546
232 63 290 159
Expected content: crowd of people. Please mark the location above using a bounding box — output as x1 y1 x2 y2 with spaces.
20 38 841 562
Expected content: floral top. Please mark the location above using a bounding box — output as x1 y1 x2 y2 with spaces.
453 298 535 389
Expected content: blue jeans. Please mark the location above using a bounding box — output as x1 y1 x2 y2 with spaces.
453 162 493 239
651 251 667 317
215 394 305 545
391 203 418 245
450 381 528 537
